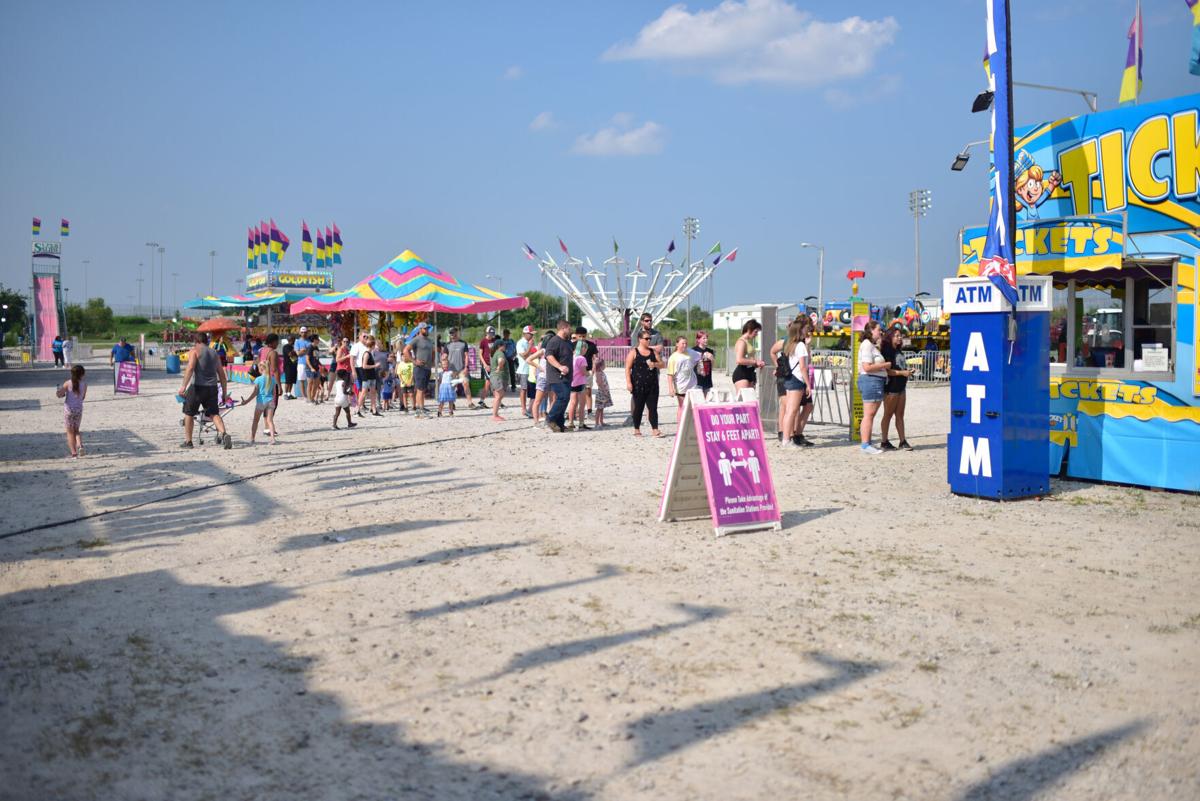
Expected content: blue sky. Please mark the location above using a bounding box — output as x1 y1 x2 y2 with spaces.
1 0 1196 311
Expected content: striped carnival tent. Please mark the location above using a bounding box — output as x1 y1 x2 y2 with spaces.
182 291 311 310
289 250 528 314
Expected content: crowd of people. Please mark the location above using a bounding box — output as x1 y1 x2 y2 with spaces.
56 312 916 456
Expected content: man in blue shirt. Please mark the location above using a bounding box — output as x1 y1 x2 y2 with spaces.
292 326 311 399
110 337 134 365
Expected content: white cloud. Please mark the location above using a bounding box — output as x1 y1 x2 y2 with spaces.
529 111 557 131
603 0 898 87
503 65 524 80
573 119 665 157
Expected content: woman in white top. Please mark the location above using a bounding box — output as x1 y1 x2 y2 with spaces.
857 320 891 454
778 319 810 448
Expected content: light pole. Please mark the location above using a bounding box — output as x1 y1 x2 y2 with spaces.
209 250 217 296
136 263 144 316
908 189 932 297
486 274 503 328
683 216 700 330
949 139 989 172
171 272 179 314
158 246 165 319
81 259 90 304
145 242 159 319
799 242 825 321
973 82 1098 114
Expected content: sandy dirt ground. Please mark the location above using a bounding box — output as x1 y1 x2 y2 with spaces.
1 357 1197 801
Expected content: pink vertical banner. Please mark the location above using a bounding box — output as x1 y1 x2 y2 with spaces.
115 361 141 395
693 401 780 530
34 276 59 362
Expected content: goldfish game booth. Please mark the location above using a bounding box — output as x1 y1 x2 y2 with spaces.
958 93 1200 493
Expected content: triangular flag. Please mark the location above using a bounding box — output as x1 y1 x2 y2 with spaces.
706 241 721 256
722 247 738 263
559 238 569 255
613 237 619 254
667 239 675 253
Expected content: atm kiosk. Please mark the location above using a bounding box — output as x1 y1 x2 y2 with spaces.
943 275 1052 499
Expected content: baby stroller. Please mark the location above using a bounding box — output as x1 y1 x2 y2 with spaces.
177 386 239 445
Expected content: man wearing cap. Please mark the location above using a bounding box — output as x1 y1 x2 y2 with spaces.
293 326 311 400
403 322 435 416
515 325 535 417
477 326 497 409
444 327 473 408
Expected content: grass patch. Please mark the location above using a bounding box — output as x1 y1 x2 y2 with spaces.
76 537 108 550
917 661 940 673
1148 623 1181 634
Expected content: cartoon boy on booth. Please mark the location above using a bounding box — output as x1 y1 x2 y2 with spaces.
1014 149 1061 220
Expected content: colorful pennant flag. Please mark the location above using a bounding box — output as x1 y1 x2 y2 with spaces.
259 221 270 265
1119 1 1143 106
32 217 41 236
316 228 326 269
301 221 314 265
325 226 334 268
253 225 261 264
1187 0 1200 75
332 223 342 264
667 239 675 253
559 237 569 255
247 227 255 269
60 218 70 237
612 237 619 254
979 0 1020 308
722 247 738 263
521 243 537 260
706 241 721 256
269 219 282 264
279 229 290 261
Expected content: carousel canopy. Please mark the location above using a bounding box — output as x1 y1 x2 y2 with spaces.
289 250 529 314
183 291 310 310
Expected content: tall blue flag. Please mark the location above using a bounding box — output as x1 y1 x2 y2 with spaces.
1188 0 1200 76
979 0 1019 309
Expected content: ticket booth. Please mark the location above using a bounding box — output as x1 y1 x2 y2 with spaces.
957 93 1200 492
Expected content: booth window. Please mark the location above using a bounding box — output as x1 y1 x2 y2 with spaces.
1049 287 1068 365
1050 262 1175 376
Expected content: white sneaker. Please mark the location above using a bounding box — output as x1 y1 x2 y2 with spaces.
861 444 882 455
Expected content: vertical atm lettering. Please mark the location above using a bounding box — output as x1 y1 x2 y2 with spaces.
945 276 1051 499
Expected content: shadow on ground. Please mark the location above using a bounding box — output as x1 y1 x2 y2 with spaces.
952 720 1147 801
0 569 588 801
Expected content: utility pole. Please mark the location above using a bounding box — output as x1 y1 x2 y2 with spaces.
172 272 179 313
683 216 700 330
908 189 932 296
158 246 166 319
81 259 90 304
145 242 159 319
136 262 144 314
209 250 217 296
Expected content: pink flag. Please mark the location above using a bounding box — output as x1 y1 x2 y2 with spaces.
558 238 569 255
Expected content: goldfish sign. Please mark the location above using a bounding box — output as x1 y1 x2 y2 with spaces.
944 276 1051 499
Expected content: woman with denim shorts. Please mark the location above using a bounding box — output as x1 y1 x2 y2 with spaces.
856 320 891 454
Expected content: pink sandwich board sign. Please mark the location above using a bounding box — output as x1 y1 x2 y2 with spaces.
659 389 782 537
115 361 140 395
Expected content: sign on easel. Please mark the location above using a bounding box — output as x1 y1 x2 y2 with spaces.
659 389 782 537
115 361 140 395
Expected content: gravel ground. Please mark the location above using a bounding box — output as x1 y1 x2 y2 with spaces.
1 358 1197 801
